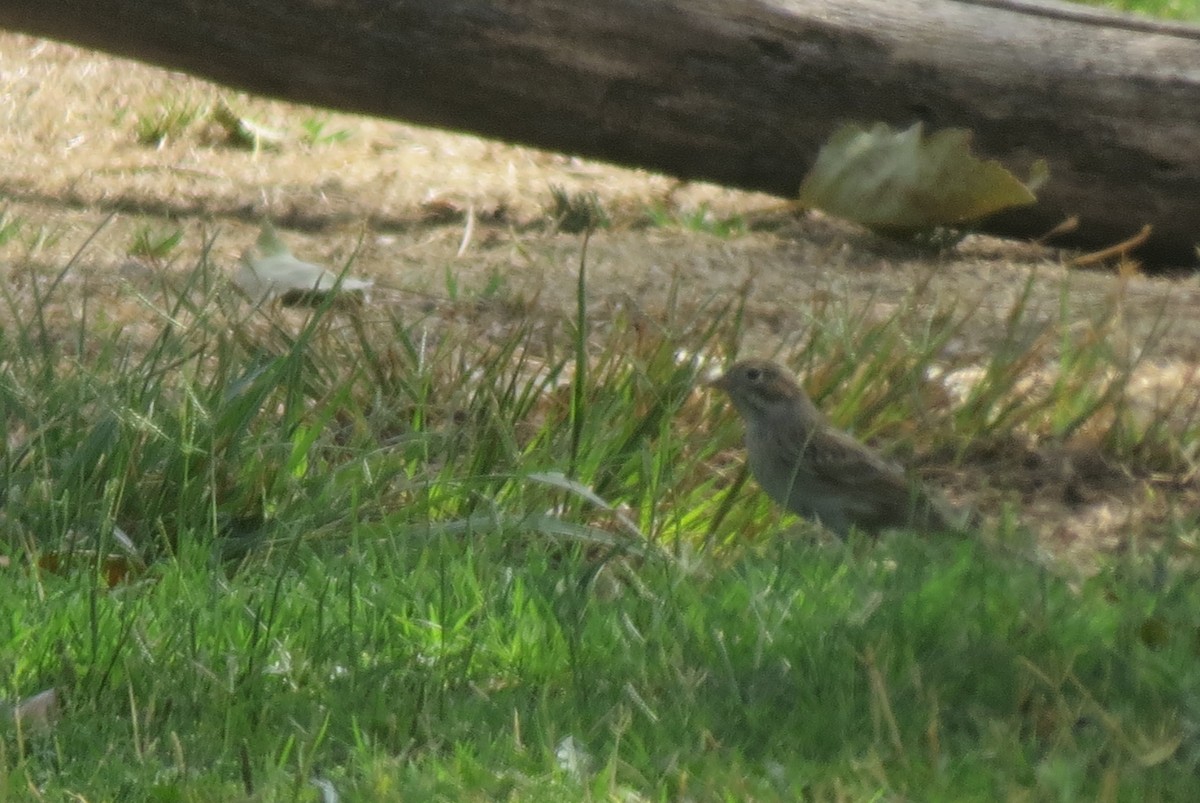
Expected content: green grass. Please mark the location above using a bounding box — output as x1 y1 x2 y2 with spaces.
300 116 353 147
1072 0 1200 20
0 211 22 247
2 228 1199 799
128 224 185 261
7 531 1199 799
642 201 746 239
547 186 610 234
134 99 205 148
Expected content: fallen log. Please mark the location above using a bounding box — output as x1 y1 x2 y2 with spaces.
2 0 1200 265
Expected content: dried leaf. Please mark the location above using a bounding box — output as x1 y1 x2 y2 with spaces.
1138 616 1170 649
798 122 1042 234
1136 732 1182 767
37 552 146 587
10 688 60 732
236 222 373 306
211 102 285 151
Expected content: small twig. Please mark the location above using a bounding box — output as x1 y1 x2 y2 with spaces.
455 203 476 257
1033 214 1079 245
1067 224 1152 268
863 647 906 760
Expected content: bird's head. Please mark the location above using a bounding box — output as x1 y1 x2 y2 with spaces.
708 359 808 421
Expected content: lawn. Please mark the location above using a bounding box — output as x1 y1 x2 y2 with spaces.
2 7 1200 800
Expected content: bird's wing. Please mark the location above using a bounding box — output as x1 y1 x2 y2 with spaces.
811 428 962 530
804 427 909 492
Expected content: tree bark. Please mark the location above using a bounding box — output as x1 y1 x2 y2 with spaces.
2 0 1199 265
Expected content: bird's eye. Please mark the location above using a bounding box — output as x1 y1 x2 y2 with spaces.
745 367 762 382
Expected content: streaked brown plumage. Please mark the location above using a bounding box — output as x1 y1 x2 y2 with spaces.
710 359 959 537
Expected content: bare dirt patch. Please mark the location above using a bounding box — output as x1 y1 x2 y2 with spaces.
1 33 1197 565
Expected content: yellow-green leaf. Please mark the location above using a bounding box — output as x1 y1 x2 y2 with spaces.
798 122 1043 234
236 222 373 306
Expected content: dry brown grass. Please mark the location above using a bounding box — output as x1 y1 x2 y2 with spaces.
1 32 1198 565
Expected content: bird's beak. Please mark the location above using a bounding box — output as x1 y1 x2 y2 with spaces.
704 370 731 392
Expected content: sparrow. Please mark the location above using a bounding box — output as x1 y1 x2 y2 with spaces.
710 359 962 537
